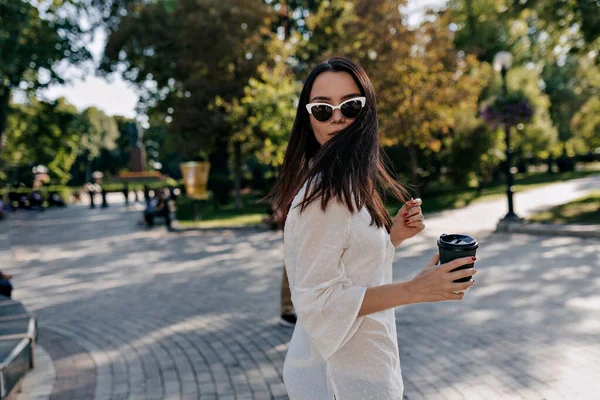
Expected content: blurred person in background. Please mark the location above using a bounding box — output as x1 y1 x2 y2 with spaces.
263 202 296 327
0 271 13 299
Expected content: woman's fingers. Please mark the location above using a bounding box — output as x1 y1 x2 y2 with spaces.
451 279 475 293
405 205 422 218
448 268 477 282
401 203 422 218
427 253 440 267
403 208 424 226
406 221 425 231
440 256 477 273
405 215 424 224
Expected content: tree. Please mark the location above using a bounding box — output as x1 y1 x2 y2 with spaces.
3 97 81 184
0 0 91 162
100 0 276 158
99 0 278 205
78 107 119 181
446 110 504 189
297 2 488 194
374 10 488 195
215 38 300 207
448 0 597 168
571 97 600 152
510 0 600 54
448 0 511 62
500 66 557 161
449 0 600 64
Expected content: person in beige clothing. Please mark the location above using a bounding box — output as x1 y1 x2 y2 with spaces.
263 202 297 327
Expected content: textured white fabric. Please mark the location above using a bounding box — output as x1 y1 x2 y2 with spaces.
283 180 404 400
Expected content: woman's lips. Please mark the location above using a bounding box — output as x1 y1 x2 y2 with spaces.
328 130 341 136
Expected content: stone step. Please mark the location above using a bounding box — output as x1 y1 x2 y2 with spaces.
0 298 36 400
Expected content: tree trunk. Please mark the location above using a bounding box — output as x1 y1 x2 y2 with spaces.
0 89 11 160
408 144 421 198
234 140 243 209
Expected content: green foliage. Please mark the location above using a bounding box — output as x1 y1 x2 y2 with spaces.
2 96 125 185
215 39 300 169
505 66 557 159
446 110 504 188
0 0 92 157
529 191 600 225
174 189 266 225
3 97 81 184
297 2 491 191
571 97 600 152
511 0 600 51
0 1 91 89
449 0 600 63
100 0 277 159
79 107 119 160
3 0 598 198
449 0 599 161
448 0 511 62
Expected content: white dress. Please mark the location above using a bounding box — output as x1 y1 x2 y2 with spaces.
283 180 404 400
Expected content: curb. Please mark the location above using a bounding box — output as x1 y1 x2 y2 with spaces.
496 220 600 239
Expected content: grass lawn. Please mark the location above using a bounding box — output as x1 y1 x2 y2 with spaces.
176 214 264 228
389 168 600 215
174 194 267 228
176 168 600 229
528 190 600 225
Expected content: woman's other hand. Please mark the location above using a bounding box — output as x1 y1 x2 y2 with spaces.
390 198 425 246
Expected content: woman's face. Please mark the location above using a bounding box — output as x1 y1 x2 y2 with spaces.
308 71 362 145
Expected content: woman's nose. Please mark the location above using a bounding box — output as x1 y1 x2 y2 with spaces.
331 108 345 123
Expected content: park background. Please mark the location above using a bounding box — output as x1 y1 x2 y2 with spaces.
1 1 600 400
1 0 599 226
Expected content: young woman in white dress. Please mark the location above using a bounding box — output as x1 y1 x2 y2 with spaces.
270 57 478 400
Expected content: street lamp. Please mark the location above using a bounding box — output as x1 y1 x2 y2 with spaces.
493 51 521 222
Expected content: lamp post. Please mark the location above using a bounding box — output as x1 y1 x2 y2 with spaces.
493 51 521 222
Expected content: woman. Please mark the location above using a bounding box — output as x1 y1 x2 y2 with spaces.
270 57 477 400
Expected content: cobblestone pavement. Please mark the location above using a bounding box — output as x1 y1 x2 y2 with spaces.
3 192 600 399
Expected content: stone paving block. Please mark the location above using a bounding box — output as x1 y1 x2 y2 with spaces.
252 391 271 399
269 382 288 397
198 382 217 394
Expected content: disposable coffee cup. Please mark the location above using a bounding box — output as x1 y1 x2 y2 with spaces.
437 234 479 294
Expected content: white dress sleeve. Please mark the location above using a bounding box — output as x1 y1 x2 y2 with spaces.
290 197 367 361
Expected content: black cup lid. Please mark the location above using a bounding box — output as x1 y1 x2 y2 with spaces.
437 234 479 250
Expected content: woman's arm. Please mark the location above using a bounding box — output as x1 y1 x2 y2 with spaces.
357 281 413 317
357 254 477 317
390 234 404 248
290 197 367 361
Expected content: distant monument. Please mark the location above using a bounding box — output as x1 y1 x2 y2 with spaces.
115 120 162 183
126 121 146 172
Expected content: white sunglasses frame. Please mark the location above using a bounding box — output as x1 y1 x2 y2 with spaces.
305 96 367 122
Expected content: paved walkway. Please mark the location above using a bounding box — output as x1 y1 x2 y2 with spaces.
2 176 600 399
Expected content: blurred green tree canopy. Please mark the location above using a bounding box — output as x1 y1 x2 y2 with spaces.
2 0 599 196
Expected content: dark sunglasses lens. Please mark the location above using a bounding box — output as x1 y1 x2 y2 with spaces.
311 104 333 122
341 100 363 119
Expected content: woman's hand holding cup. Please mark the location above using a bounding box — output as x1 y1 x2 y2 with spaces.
408 254 477 303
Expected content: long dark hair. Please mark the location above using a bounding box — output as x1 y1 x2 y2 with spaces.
269 57 410 233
